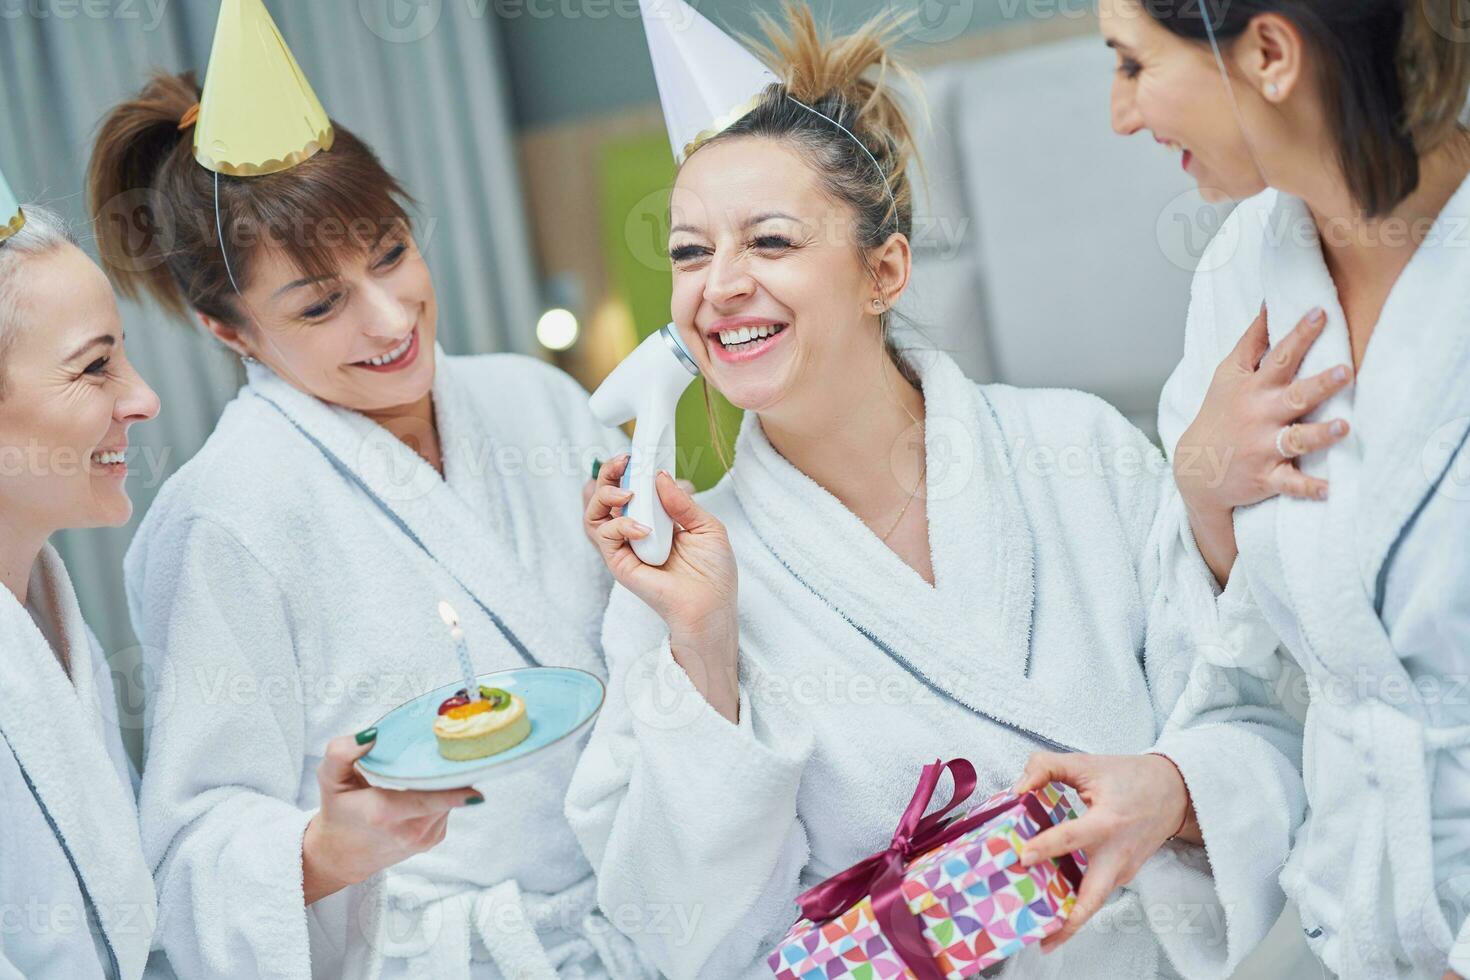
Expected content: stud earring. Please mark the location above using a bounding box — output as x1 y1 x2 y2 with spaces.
872 299 885 312
1265 83 1280 98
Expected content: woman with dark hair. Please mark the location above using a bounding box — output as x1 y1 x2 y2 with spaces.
86 4 645 977
1100 0 1470 975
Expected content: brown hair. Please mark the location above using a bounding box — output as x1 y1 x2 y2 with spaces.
688 2 927 464
87 70 413 329
1143 0 1470 218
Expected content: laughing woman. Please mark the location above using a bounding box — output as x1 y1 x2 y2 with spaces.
87 51 644 980
0 202 160 978
567 5 1315 979
1103 0 1470 975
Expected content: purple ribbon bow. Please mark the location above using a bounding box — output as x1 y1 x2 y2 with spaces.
794 758 1084 980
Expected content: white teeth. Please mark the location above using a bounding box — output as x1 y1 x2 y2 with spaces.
92 450 125 466
364 332 414 367
717 323 785 348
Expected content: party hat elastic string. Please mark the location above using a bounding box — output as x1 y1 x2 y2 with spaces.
785 95 900 228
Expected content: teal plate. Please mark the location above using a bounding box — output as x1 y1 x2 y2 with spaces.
355 666 605 790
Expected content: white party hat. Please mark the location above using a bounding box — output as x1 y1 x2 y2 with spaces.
0 163 23 243
639 0 778 163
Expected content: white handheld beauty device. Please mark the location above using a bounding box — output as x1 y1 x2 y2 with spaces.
589 323 701 566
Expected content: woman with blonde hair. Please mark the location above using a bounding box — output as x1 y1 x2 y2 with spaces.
569 3 1332 977
0 196 161 978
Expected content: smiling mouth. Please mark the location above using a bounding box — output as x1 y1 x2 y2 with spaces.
354 328 417 369
714 323 788 350
91 448 128 473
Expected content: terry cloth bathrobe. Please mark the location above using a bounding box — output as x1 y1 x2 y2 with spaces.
567 349 1307 980
0 546 157 979
1159 179 1470 979
125 347 652 980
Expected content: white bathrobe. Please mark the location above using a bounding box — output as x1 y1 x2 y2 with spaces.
125 347 652 980
567 349 1306 980
1159 178 1470 979
0 546 157 979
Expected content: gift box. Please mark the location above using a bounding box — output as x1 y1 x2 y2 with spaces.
768 759 1087 980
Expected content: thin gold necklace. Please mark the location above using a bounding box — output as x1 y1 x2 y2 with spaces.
881 420 926 542
881 465 925 542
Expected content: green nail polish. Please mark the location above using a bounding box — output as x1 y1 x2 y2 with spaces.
465 794 485 805
591 459 602 480
355 727 378 745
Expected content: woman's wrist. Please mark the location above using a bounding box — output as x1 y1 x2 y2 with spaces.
1183 501 1239 588
1146 753 1202 846
302 815 358 906
668 610 741 722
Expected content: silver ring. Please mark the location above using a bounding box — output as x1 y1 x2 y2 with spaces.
1275 425 1296 459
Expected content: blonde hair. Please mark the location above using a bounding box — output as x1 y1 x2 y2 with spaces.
0 205 75 400
690 2 928 466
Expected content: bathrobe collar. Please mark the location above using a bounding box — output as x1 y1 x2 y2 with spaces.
0 546 156 980
244 346 604 677
1260 174 1470 680
729 351 1114 753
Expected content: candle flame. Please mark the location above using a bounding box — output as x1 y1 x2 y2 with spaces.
438 601 459 628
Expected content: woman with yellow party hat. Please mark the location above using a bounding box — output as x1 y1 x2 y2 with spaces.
87 2 651 978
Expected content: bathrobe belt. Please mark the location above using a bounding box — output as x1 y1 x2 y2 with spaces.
1314 698 1470 975
361 872 646 980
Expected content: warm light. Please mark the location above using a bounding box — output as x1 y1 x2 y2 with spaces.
537 308 580 351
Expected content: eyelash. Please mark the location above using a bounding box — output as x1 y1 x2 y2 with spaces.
83 356 111 378
1118 60 1142 79
299 242 409 320
669 234 796 264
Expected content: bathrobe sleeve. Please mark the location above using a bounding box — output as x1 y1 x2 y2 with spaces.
128 514 317 980
1155 254 1283 676
566 584 815 980
1090 392 1306 979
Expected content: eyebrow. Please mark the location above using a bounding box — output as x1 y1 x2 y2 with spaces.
1105 38 1136 55
67 334 116 361
670 211 800 237
272 274 333 300
270 227 406 300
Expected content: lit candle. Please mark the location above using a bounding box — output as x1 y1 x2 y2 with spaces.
438 601 480 701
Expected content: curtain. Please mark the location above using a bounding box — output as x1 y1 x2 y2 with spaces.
0 0 539 743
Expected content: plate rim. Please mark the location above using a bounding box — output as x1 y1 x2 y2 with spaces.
353 665 606 786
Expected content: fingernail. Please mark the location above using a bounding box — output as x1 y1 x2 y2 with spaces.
631 522 652 534
1332 366 1349 383
465 794 485 805
355 727 377 745
1020 849 1037 867
591 459 602 480
1331 420 1347 436
1316 486 1329 501
1308 306 1326 324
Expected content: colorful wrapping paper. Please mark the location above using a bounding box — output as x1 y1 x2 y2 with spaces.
769 760 1087 980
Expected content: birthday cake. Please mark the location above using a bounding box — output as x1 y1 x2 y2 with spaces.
433 686 531 761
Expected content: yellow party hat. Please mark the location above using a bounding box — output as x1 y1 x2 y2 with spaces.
0 163 23 243
194 0 334 177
